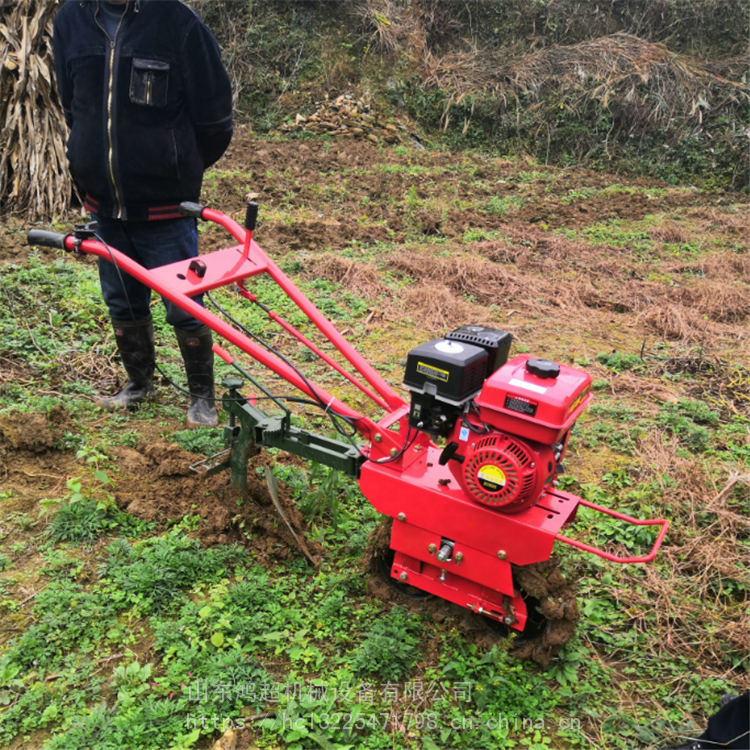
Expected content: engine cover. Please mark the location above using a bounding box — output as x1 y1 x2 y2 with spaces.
457 431 552 513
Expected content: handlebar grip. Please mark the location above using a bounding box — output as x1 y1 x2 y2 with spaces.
27 229 68 249
244 201 259 232
179 201 206 219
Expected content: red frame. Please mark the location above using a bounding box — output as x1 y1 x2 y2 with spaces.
66 222 408 460
54 206 669 630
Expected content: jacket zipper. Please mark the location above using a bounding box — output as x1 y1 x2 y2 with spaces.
171 130 180 179
146 72 152 106
94 2 128 219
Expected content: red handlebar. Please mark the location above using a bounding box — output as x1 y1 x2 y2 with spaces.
555 499 669 563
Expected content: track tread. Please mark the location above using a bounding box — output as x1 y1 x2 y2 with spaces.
363 518 579 666
510 557 579 667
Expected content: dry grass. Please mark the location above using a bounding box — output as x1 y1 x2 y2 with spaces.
605 434 750 682
699 253 750 279
304 254 386 299
639 347 749 417
503 222 604 262
469 239 520 264
389 253 515 306
678 280 749 324
603 370 680 405
638 304 704 341
684 207 750 236
568 275 626 311
349 0 456 58
649 224 693 245
685 360 750 419
398 282 474 331
0 0 72 219
0 346 117 402
705 473 750 530
350 0 417 56
385 237 747 344
422 33 749 138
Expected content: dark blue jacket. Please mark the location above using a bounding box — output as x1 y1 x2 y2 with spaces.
53 0 232 221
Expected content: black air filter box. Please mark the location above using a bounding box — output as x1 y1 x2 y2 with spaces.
446 325 513 376
404 339 488 405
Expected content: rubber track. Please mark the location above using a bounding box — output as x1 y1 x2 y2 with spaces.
363 518 579 667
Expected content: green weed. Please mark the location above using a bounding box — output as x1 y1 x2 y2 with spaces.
350 607 421 681
49 500 107 543
462 228 505 243
657 399 719 453
171 427 224 456
484 195 523 215
596 351 644 372
589 402 638 421
560 186 600 204
583 222 652 251
101 531 246 614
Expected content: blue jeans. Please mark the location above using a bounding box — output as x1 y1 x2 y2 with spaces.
92 213 204 331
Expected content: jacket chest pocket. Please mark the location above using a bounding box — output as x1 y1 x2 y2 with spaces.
130 58 170 107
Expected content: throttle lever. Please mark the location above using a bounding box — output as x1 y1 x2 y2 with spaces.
73 222 98 241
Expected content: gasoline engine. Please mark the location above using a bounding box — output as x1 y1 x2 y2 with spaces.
402 325 591 515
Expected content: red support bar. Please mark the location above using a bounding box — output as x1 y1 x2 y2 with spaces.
555 499 669 563
213 344 234 363
242 228 252 260
263 256 405 411
202 208 246 244
235 285 390 411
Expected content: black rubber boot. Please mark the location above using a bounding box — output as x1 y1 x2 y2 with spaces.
97 316 156 410
175 325 218 429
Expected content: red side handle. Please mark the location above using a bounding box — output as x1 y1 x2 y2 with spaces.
555 499 669 563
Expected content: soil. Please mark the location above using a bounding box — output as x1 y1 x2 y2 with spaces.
207 136 737 251
0 408 320 565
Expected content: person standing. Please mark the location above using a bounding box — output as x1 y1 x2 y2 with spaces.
52 0 233 427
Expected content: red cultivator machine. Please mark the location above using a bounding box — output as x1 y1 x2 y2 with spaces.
28 202 669 662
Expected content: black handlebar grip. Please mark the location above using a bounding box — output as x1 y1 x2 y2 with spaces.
178 201 206 219
244 201 259 232
27 229 68 249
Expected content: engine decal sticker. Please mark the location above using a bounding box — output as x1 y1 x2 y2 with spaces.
509 377 547 394
477 464 506 492
416 361 449 382
459 426 470 441
504 393 539 417
566 385 590 415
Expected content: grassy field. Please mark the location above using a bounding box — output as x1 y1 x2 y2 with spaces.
0 132 748 750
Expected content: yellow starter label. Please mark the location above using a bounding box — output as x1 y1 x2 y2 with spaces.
477 464 506 493
416 361 449 382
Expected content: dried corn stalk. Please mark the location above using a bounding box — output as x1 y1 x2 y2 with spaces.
0 0 71 220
